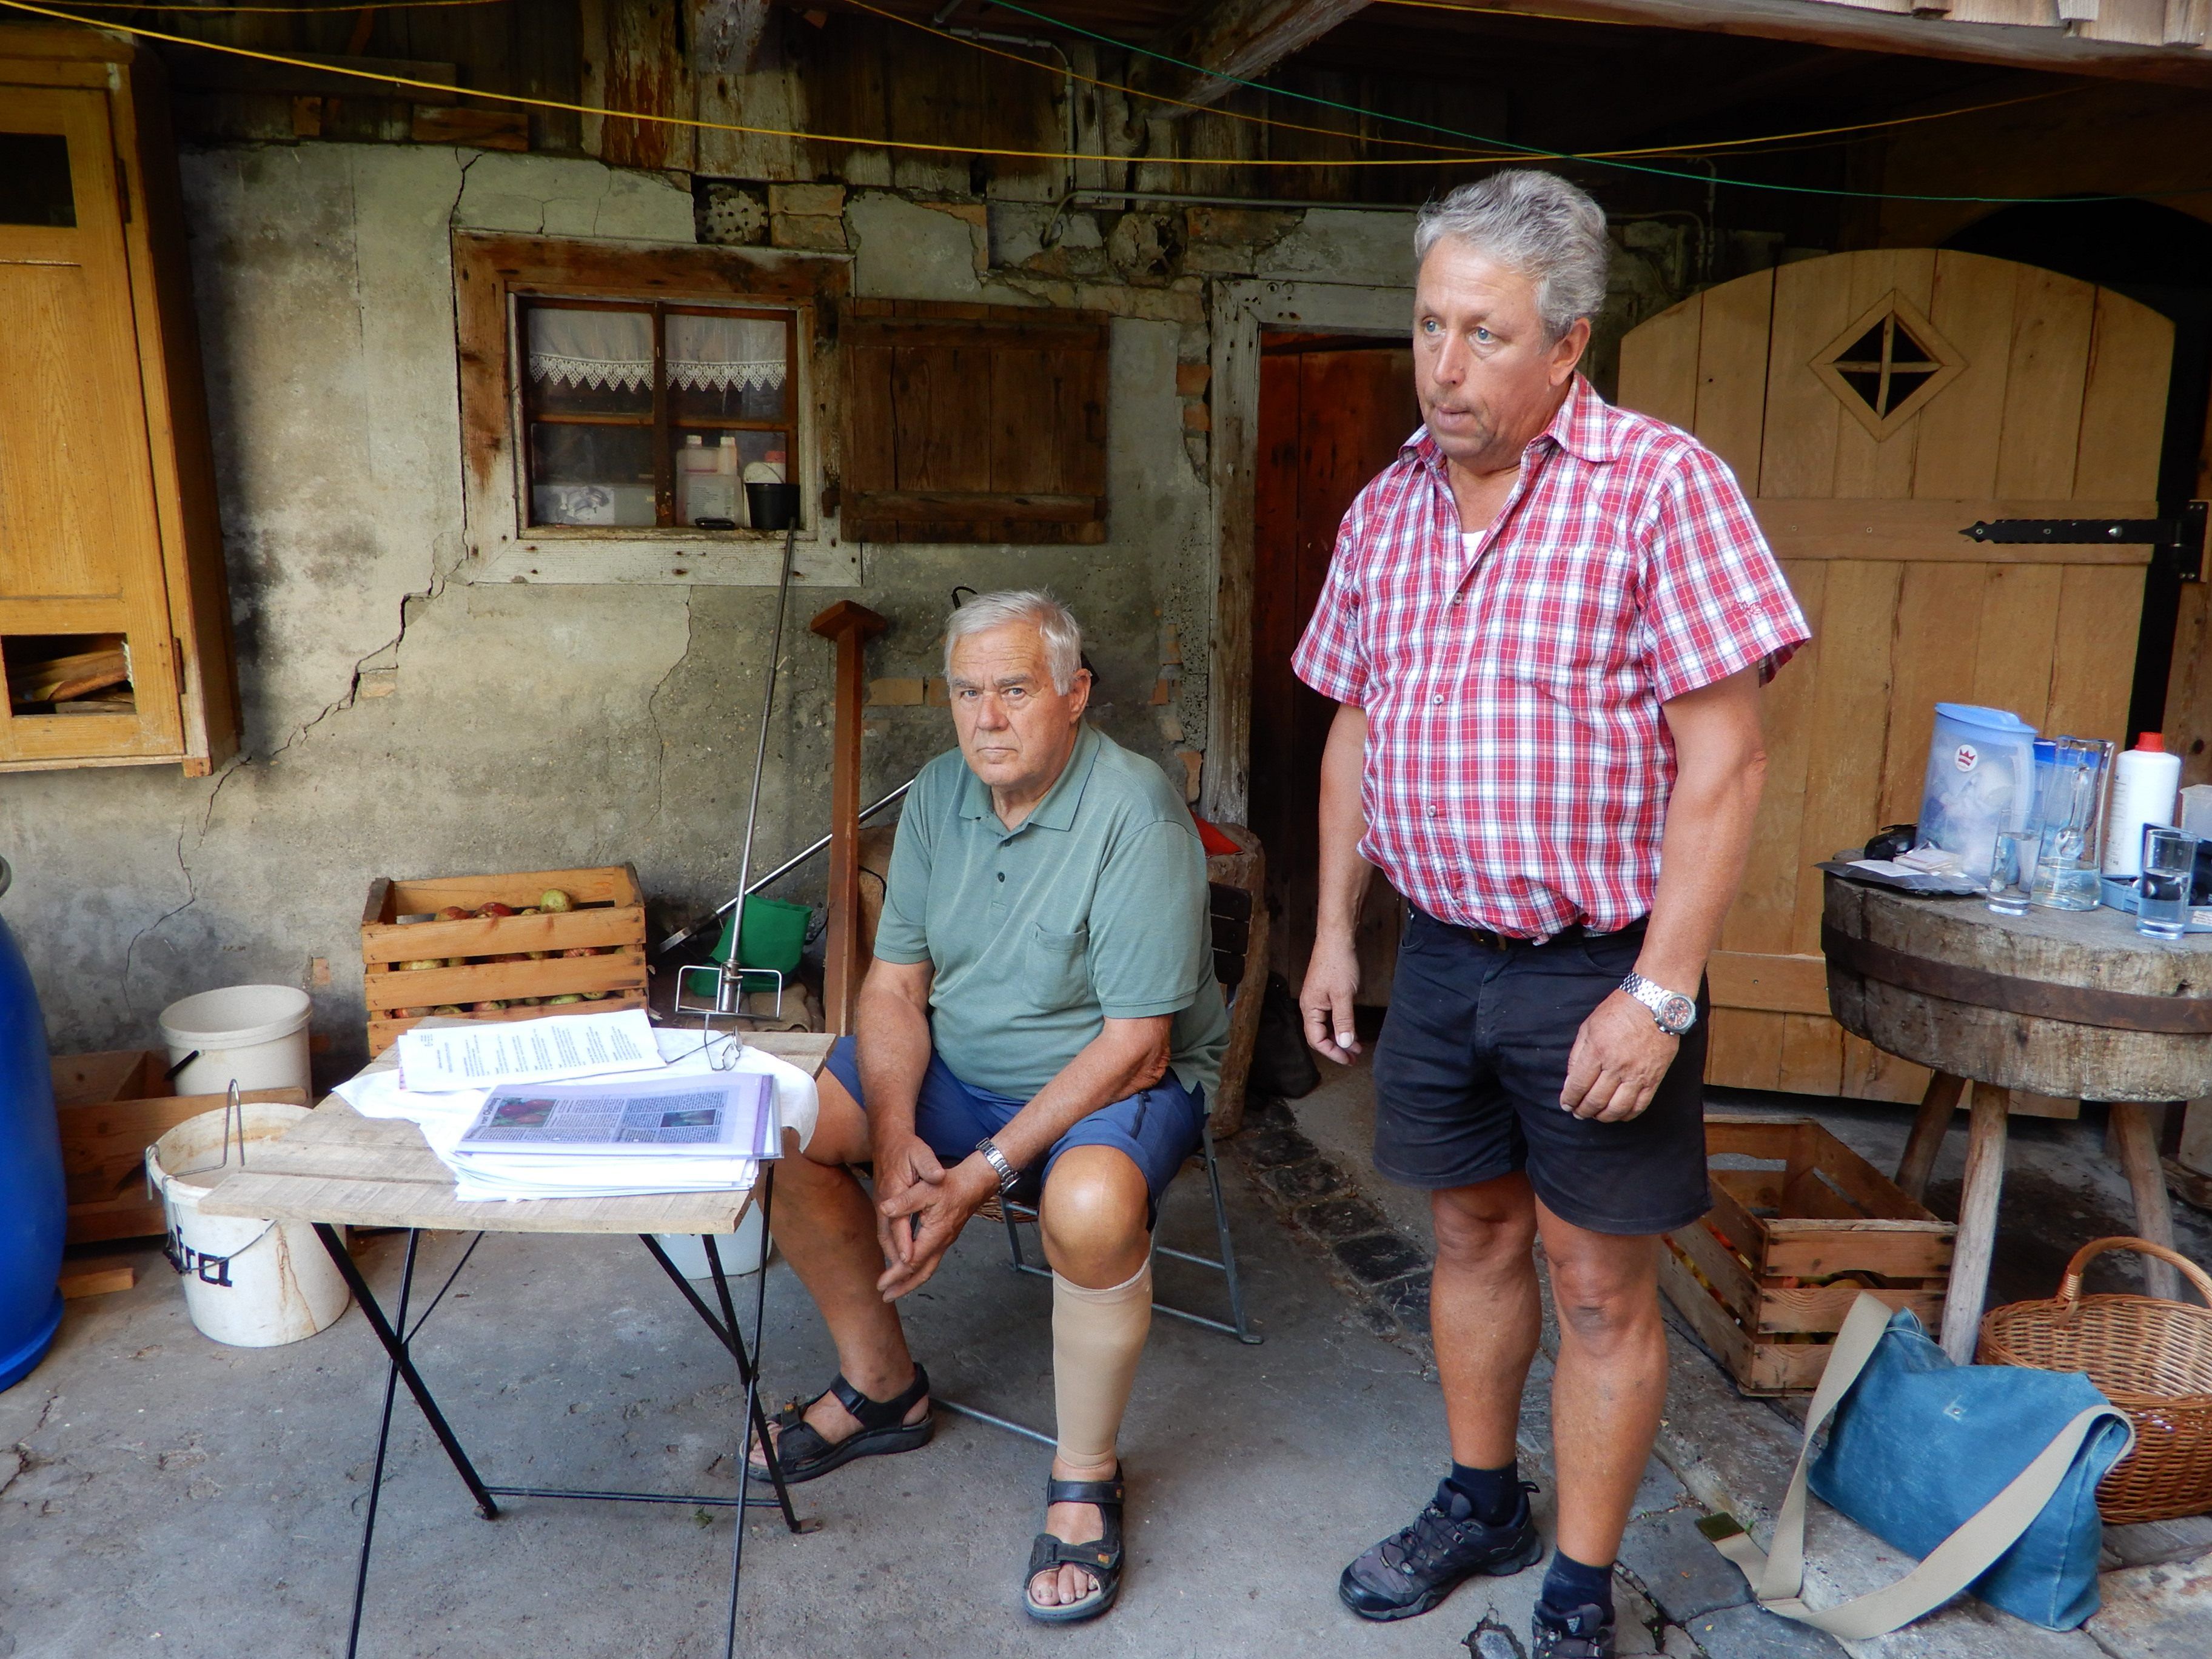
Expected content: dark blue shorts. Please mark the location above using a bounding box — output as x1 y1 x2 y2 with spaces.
823 1036 1205 1228
1371 909 1712 1237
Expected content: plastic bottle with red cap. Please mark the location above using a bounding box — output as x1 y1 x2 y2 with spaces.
2103 731 2183 879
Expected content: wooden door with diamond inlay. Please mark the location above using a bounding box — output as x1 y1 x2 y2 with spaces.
1618 249 2171 1102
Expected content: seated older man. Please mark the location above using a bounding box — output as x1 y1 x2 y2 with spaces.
749 589 1228 1624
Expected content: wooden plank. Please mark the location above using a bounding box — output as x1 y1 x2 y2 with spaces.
1748 498 2156 563
1708 951 1829 1015
1789 560 1902 954
1897 1070 1966 1199
1723 559 1825 959
1694 268 1776 489
1994 264 2096 500
1879 560 1989 825
1915 250 2020 501
1758 253 1857 499
2074 286 2172 502
409 106 529 151
1761 1220 1957 1280
1778 1013 1847 1096
51 1048 158 1107
363 907 643 965
58 1265 135 1299
383 865 641 913
2042 563 2144 743
363 948 646 1012
1615 290 1701 431
599 0 695 173
1132 0 1375 112
1705 1008 1785 1091
1660 1244 1832 1394
1832 250 1934 503
1754 1282 1945 1335
1969 562 2066 729
1669 1216 1762 1326
1939 1082 2009 1360
811 601 888 1035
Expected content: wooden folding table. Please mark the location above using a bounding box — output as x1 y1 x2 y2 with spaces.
200 1031 834 1658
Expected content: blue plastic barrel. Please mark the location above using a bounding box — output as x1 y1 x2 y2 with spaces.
0 857 65 1392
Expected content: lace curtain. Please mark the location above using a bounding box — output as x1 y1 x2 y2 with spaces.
525 309 788 394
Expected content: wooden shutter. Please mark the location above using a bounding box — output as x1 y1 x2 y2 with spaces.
842 300 1109 544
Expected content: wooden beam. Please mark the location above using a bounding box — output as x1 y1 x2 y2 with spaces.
809 601 889 1036
1458 0 2212 84
1134 0 1373 113
689 0 775 73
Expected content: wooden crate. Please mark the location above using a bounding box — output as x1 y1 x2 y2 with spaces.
1660 1114 1956 1395
53 1050 308 1242
361 864 648 1054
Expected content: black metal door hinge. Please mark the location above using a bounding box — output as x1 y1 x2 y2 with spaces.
1960 501 2209 581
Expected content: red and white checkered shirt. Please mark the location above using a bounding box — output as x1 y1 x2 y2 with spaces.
1292 376 1809 940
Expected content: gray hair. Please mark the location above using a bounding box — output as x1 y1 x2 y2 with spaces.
943 589 1086 694
1413 170 1610 340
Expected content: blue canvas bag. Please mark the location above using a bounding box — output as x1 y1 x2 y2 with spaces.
1708 1293 2133 1639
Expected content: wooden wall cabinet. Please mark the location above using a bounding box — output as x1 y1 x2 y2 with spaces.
0 28 238 774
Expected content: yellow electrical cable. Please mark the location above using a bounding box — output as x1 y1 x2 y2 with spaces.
52 0 503 10
1372 0 1642 22
0 0 2097 181
0 0 1503 164
856 0 2071 164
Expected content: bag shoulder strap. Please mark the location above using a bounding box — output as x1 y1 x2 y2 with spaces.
1708 1292 2131 1641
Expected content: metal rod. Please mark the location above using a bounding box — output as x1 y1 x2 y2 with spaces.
659 780 913 954
936 1395 1056 1447
342 1226 418 1659
479 1484 793 1508
723 521 801 999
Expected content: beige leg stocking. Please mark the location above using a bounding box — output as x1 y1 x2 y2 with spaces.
1051 1261 1153 1469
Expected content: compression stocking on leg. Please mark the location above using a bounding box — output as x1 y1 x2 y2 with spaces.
1051 1262 1153 1468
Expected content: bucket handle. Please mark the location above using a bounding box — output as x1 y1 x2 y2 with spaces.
167 1081 250 1182
2058 1235 2212 1309
163 1048 201 1084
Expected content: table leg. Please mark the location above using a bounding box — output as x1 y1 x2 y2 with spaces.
2108 1102 2184 1301
315 1225 500 1520
314 1226 500 1659
1938 1086 2009 1365
1896 1071 1966 1202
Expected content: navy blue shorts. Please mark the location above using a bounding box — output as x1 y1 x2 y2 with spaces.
1370 909 1711 1237
823 1036 1205 1228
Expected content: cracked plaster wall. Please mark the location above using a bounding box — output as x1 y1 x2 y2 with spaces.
0 146 1230 1075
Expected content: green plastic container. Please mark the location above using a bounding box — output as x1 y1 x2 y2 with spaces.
679 894 811 1003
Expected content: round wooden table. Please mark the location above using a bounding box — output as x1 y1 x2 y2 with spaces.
1823 873 2204 1361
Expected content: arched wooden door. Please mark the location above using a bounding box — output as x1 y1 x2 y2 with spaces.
1618 250 2171 1102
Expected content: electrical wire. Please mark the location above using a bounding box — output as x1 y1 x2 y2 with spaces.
865 0 2073 166
7 0 2200 202
53 0 504 10
983 0 2196 204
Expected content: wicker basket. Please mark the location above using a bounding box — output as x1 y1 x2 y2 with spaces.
1979 1236 2212 1524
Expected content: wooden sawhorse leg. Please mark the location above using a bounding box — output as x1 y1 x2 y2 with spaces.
1895 1071 1966 1204
2106 1102 2184 1301
1919 1082 2009 1366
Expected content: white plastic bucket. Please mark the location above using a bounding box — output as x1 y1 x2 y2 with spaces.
147 1102 350 1347
652 1206 769 1281
158 985 312 1098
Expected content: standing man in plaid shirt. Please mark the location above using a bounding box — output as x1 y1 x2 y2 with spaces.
1296 171 1808 1659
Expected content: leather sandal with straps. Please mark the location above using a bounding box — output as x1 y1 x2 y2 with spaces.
1022 1466 1125 1625
747 1364 931 1486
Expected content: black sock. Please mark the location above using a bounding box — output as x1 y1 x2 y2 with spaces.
1540 1550 1614 1617
1441 1460 1520 1527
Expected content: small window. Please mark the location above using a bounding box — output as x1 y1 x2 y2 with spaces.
454 232 851 586
520 301 799 529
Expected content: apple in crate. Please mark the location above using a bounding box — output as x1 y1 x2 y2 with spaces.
538 889 575 913
477 902 516 918
436 905 472 922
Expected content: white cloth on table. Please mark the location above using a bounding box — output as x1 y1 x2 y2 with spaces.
333 1028 819 1202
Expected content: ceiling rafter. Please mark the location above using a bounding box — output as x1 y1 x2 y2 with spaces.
1130 0 1374 114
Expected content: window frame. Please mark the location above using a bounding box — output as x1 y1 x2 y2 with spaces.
454 231 851 587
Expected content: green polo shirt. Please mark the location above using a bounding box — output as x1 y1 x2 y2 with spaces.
873 723 1230 1101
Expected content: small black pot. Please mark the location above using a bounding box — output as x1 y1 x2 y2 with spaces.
746 482 802 531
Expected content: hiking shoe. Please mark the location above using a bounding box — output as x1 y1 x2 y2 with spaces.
1338 1481 1541 1622
1532 1600 1616 1658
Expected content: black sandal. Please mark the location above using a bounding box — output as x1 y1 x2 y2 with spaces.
748 1364 931 1485
1022 1466 1124 1624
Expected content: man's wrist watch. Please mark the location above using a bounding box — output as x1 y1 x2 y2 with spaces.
974 1138 1019 1194
1621 973 1698 1036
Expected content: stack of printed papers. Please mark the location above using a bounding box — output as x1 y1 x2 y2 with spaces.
335 1016 816 1202
445 1072 777 1199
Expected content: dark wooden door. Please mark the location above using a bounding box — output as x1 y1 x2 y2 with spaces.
1250 337 1416 999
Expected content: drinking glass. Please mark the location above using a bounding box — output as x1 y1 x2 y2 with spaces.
2137 826 2197 941
1987 830 2037 917
2030 736 2113 911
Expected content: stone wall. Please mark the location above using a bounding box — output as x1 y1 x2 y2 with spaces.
0 137 1690 1075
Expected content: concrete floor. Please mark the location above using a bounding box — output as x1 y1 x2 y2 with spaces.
3 1153 1622 1659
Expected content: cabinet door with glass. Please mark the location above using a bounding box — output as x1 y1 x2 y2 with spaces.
0 34 236 775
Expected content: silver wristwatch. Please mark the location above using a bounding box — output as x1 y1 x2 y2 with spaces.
975 1138 1019 1193
1621 973 1698 1036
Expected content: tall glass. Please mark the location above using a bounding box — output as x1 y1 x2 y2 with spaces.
2137 827 2197 941
1988 830 2037 917
2029 736 2114 911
